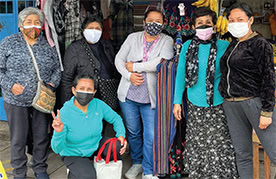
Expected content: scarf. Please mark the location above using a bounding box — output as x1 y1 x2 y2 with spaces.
185 35 217 106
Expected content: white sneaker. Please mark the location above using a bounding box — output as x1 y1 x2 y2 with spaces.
125 164 142 179
142 173 159 179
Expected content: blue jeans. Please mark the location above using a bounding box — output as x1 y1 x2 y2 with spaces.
120 99 155 175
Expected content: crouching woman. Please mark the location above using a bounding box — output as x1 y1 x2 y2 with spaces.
51 74 127 179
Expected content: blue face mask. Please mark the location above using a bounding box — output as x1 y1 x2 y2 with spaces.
75 91 95 106
144 22 163 36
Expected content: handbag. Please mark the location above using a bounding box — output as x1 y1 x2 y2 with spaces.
82 40 120 111
94 138 122 179
25 40 56 114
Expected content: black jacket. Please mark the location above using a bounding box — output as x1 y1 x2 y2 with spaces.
60 38 119 105
219 33 275 112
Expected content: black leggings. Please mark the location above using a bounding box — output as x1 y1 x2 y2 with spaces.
61 136 121 179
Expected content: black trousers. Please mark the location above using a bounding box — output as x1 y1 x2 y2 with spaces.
4 102 50 178
61 136 122 179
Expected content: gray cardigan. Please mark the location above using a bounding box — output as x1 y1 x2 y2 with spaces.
115 31 174 109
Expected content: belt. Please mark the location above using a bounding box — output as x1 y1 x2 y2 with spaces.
225 97 253 102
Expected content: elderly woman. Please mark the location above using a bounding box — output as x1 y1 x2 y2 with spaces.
219 3 276 178
115 8 174 179
51 74 127 179
0 7 61 179
173 7 238 178
60 17 120 108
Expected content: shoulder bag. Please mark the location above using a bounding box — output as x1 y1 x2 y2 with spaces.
82 40 120 111
25 40 56 114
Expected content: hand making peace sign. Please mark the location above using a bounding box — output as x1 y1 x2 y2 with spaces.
51 110 64 133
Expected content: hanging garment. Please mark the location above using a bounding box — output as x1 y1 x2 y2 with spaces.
163 0 196 36
110 0 134 52
64 0 82 48
41 0 55 47
43 0 64 71
52 0 66 56
168 114 186 178
101 0 111 19
153 33 184 177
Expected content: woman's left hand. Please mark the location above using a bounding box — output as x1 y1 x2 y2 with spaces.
118 136 127 155
125 62 134 72
259 116 272 129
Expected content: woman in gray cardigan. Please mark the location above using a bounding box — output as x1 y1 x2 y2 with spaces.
115 9 174 179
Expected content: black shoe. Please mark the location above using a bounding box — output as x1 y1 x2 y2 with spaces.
35 172 49 179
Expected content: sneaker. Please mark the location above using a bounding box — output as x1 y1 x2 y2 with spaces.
27 156 34 168
125 164 142 179
35 172 49 179
142 173 159 179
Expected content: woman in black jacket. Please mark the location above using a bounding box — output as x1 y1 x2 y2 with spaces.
60 17 120 106
219 3 276 179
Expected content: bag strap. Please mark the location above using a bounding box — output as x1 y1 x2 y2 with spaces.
105 140 114 164
95 138 119 164
24 39 41 81
96 138 113 162
112 139 118 162
81 39 101 80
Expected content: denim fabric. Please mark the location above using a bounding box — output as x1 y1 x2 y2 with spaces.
120 99 155 175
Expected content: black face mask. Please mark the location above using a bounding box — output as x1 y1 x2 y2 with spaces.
75 91 94 106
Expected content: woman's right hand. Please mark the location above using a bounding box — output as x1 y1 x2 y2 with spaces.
130 73 144 86
11 83 24 95
51 110 64 133
173 104 182 121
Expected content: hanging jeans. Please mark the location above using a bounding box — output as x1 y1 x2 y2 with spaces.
120 99 155 175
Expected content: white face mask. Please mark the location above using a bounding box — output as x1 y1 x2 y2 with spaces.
228 21 250 38
83 29 102 44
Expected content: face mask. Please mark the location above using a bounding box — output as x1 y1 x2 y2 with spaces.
228 21 249 38
75 91 95 106
195 25 214 41
23 25 41 39
83 29 102 44
144 22 163 36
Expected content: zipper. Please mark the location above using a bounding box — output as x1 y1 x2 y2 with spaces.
226 41 240 97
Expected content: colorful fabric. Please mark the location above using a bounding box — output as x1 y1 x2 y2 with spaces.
163 0 196 36
184 101 238 179
154 52 178 176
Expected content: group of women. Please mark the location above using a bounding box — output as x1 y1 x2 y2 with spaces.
0 2 275 179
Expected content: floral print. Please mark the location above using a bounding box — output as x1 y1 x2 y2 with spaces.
183 101 239 179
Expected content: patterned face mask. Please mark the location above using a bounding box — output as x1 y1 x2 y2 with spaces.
144 22 163 36
23 25 41 39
